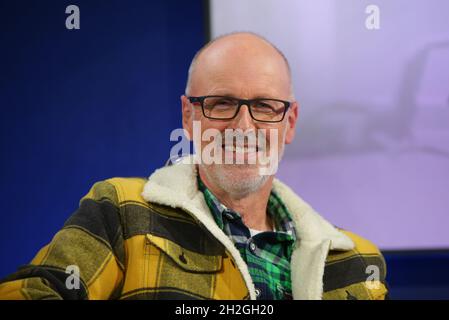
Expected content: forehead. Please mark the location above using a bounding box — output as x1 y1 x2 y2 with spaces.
190 37 291 99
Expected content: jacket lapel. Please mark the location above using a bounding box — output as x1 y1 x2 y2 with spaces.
272 180 354 299
141 156 354 300
141 156 257 300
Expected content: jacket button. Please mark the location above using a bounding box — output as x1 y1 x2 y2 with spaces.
255 288 261 297
277 284 284 294
179 252 187 264
249 242 256 252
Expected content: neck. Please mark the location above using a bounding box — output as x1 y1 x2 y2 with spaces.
198 167 274 231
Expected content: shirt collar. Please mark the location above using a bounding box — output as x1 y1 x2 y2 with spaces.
197 174 296 240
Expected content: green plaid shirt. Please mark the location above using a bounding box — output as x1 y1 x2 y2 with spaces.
198 176 296 300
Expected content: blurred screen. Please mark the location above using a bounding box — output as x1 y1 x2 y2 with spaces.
210 0 449 250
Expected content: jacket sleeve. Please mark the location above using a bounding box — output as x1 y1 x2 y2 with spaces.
0 180 125 300
343 230 389 300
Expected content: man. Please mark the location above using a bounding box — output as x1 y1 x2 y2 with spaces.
0 32 388 300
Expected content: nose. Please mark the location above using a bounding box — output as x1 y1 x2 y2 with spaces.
230 104 255 130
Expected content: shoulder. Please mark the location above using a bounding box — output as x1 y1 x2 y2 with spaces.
330 229 386 272
81 177 148 206
77 176 197 232
324 229 388 300
340 229 383 256
64 177 150 248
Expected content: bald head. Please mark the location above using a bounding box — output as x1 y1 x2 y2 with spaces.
185 32 294 100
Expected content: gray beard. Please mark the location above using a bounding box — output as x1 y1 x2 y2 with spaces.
199 163 271 200
196 128 287 198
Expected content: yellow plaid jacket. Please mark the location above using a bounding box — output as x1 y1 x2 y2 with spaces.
0 160 388 300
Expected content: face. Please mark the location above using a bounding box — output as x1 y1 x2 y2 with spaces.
182 37 299 197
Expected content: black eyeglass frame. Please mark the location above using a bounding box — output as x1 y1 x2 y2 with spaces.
187 95 292 123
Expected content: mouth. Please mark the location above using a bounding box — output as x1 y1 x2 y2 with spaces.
222 144 260 154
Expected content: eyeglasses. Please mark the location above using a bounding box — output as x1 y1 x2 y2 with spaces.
187 95 291 123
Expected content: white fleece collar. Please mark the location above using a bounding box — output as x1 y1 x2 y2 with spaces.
141 156 354 300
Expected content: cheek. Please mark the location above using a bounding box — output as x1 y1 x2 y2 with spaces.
263 125 287 150
278 128 287 150
197 119 228 146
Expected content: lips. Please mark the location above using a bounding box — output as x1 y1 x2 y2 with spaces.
223 144 258 153
221 140 269 154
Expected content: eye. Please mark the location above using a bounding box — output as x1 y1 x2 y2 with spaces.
253 101 276 113
214 98 235 107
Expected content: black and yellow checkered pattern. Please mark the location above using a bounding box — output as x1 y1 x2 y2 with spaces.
0 177 388 300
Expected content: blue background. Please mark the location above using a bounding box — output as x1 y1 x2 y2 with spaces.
0 0 204 277
1 0 448 300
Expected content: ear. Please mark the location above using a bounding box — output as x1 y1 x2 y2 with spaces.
181 95 193 140
284 101 299 144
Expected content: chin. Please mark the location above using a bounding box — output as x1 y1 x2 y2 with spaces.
220 163 262 178
203 163 270 197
